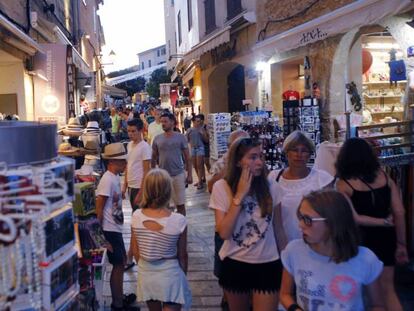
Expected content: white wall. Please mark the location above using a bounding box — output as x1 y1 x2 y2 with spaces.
175 0 201 54
138 45 166 70
0 62 27 119
164 0 178 70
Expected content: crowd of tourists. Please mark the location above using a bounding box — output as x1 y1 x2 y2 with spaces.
93 103 409 311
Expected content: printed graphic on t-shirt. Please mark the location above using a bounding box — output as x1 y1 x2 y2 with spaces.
297 269 359 310
231 196 271 248
111 191 124 225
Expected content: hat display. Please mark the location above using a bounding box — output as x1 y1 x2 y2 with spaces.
58 117 84 137
102 143 127 160
81 133 100 151
84 121 101 134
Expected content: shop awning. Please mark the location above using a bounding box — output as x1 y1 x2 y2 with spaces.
54 26 91 75
102 84 127 98
253 0 412 59
183 26 231 63
0 13 45 55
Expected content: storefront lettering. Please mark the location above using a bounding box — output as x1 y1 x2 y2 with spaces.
299 28 328 45
66 46 76 118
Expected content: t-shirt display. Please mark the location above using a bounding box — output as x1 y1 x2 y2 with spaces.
152 132 188 177
148 121 164 145
126 140 152 189
96 170 124 232
281 239 383 311
209 179 282 263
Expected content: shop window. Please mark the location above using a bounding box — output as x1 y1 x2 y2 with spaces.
178 11 182 46
227 0 242 20
0 94 18 116
187 0 193 31
204 0 216 35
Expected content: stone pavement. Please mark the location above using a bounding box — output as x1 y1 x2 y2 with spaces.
101 183 222 310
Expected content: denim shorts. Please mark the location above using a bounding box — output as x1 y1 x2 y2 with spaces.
191 146 205 157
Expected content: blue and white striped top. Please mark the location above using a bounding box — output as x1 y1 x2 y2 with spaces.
131 209 187 262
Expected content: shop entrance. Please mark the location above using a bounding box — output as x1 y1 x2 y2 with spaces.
227 65 245 113
207 61 245 113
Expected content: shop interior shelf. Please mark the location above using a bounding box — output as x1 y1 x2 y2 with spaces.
369 111 404 114
364 94 404 99
361 132 414 140
363 80 407 85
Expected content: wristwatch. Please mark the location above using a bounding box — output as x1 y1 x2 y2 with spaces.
232 197 242 206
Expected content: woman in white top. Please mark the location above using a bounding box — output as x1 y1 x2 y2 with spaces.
130 168 191 310
269 131 333 249
209 137 283 311
280 190 385 311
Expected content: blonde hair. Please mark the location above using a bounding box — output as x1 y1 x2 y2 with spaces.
140 168 172 209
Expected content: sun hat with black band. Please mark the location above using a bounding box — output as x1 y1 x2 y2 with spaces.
102 143 128 160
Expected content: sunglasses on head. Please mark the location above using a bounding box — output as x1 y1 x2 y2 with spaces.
297 210 326 226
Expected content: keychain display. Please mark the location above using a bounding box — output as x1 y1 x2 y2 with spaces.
207 113 231 160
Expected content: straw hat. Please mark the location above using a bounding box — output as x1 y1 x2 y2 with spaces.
67 117 82 129
102 143 127 160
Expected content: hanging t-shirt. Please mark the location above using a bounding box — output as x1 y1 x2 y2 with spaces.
268 169 334 242
126 140 152 189
283 90 300 101
209 178 282 263
111 114 121 134
148 122 164 145
388 60 406 82
281 239 383 311
96 170 124 233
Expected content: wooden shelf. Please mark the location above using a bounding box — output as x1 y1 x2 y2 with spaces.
363 80 407 85
364 94 404 99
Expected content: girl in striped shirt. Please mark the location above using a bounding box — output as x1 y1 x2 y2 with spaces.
130 168 192 310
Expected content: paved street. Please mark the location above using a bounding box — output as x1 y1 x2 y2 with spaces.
102 183 222 310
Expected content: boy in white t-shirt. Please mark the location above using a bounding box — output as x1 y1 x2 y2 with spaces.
123 118 152 269
96 143 128 310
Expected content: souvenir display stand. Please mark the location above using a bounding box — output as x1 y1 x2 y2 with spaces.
237 111 285 171
282 98 321 145
207 113 231 160
0 122 79 311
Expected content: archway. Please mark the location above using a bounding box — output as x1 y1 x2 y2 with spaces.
207 62 245 113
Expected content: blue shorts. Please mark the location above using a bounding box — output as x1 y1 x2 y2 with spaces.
191 146 205 157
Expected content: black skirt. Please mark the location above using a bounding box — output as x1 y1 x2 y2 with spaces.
219 257 282 294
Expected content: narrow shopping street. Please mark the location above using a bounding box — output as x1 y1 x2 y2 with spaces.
102 184 222 310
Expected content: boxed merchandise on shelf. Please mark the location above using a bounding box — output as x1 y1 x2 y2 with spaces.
41 248 79 311
73 182 96 216
42 204 76 263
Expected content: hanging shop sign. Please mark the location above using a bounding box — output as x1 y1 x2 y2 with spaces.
211 40 237 66
33 44 68 127
66 46 76 118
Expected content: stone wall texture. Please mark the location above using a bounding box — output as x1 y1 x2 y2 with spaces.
257 0 357 41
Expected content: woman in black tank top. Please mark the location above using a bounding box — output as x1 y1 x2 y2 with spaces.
335 138 408 311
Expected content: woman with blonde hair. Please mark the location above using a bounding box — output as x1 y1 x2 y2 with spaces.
130 168 191 310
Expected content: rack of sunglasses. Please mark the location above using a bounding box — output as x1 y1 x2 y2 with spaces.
0 156 80 311
208 113 232 160
235 111 285 171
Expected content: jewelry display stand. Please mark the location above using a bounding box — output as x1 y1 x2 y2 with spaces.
207 113 231 161
0 122 79 311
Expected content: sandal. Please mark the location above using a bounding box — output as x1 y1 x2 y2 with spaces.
124 261 135 271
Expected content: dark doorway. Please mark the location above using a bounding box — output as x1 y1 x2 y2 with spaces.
227 65 245 113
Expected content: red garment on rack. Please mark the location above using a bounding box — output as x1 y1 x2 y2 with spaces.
282 90 300 101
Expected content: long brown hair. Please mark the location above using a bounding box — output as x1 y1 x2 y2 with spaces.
301 190 360 263
225 137 272 217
